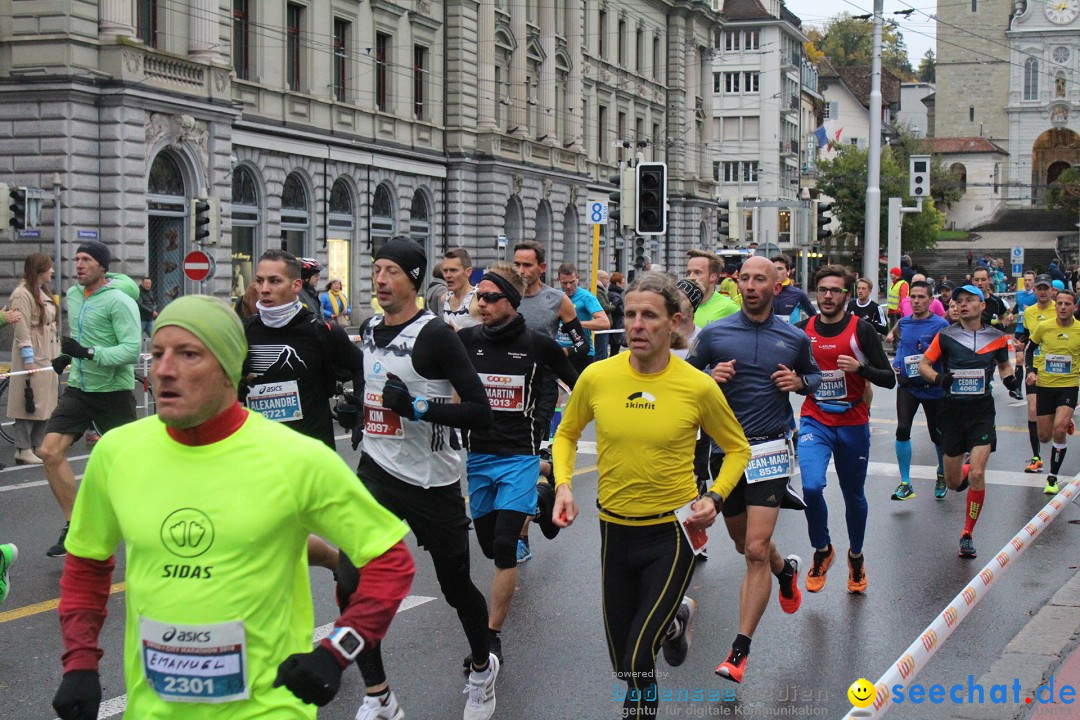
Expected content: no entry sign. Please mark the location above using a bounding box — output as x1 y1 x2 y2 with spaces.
183 250 214 281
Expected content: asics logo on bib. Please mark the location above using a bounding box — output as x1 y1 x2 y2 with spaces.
160 509 215 558
161 628 213 643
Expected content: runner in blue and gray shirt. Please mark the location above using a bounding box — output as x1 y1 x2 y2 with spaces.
685 256 821 685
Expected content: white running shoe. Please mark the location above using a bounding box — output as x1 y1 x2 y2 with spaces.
463 653 499 720
355 690 404 720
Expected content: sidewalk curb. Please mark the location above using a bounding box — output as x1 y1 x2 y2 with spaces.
946 567 1080 720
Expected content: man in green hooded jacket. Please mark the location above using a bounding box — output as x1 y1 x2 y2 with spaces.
39 241 141 558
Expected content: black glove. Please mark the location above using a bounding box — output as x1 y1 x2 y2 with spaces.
52 355 72 376
61 337 93 360
351 422 364 452
896 371 910 388
52 670 101 720
273 646 344 706
381 373 415 420
1002 373 1020 392
935 371 954 388
333 393 362 431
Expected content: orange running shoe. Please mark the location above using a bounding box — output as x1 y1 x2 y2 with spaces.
847 552 867 594
715 648 748 683
777 555 802 613
804 545 835 593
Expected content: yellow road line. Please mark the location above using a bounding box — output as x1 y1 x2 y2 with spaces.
0 582 126 624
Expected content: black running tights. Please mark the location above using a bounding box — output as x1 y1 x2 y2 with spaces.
601 519 696 718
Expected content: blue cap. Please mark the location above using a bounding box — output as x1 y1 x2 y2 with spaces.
953 284 985 301
1053 279 1066 291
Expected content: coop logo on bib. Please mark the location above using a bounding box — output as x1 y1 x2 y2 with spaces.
480 373 526 411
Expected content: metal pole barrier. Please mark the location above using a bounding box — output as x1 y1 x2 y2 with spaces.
863 0 884 291
53 173 62 343
842 477 1080 718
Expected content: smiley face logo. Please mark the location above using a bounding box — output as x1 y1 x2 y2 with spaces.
848 678 876 708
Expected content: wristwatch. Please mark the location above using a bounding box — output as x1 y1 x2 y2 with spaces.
86 347 95 361
327 626 365 661
411 396 430 419
704 491 723 514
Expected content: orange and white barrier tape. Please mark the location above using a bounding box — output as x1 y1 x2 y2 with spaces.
843 477 1080 718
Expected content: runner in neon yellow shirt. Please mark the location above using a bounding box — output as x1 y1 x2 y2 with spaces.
53 296 415 720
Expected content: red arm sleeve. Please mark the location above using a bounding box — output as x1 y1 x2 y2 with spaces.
58 554 115 673
318 540 415 665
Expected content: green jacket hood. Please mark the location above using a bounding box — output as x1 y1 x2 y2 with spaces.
104 272 141 302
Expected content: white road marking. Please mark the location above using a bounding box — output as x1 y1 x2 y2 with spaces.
0 479 47 492
68 595 438 719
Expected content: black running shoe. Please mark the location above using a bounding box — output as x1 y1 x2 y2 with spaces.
660 598 696 667
46 522 69 558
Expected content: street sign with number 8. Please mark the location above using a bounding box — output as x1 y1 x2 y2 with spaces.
590 201 608 225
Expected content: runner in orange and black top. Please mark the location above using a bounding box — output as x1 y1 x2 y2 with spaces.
919 284 1019 559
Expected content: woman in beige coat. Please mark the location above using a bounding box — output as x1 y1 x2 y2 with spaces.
8 253 59 465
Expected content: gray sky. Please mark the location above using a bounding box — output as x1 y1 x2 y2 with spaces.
782 0 937 69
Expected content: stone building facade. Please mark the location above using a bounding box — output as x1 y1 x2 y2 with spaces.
0 0 721 314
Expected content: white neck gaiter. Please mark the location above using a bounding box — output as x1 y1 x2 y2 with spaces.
257 299 303 328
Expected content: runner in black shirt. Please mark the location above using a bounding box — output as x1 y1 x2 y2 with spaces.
458 262 578 666
242 250 364 572
243 251 362 449
848 277 887 336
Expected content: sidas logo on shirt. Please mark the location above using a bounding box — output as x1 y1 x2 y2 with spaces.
625 391 656 410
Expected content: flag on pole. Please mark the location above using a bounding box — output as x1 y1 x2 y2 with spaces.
814 125 829 148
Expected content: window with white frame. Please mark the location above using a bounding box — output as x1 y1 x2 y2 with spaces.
745 30 759 50
724 72 740 93
743 72 759 93
725 31 740 52
1024 58 1039 100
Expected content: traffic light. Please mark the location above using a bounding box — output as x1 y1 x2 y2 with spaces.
635 162 667 235
608 172 622 230
633 235 647 269
816 200 833 242
717 199 730 240
189 197 220 245
8 185 26 230
909 155 930 198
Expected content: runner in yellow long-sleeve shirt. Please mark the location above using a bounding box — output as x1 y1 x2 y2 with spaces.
551 272 750 720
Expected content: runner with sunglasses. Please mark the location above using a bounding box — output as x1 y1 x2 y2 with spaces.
457 262 579 667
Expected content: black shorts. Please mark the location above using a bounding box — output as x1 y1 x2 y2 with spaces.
940 396 997 457
1036 386 1078 416
357 454 471 558
44 387 137 437
709 453 786 517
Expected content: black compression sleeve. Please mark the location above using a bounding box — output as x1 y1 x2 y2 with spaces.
560 316 590 357
793 334 822 394
537 333 580 389
1025 338 1036 369
856 319 896 388
411 321 493 430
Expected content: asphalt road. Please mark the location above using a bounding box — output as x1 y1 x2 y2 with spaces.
0 385 1078 720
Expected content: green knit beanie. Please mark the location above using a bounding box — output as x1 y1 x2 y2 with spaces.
152 295 247 388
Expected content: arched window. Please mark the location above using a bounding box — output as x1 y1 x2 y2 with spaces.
562 204 579 269
950 163 968 194
148 151 185 196
1024 58 1039 100
231 166 261 298
147 150 188 304
371 183 395 255
327 178 354 298
409 191 430 245
281 172 309 257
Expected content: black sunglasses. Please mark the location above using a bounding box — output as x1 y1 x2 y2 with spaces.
477 291 508 303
